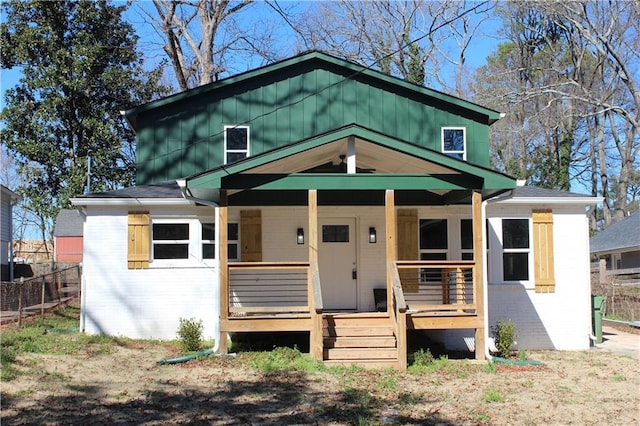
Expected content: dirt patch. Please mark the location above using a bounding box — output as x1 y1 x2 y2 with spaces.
2 343 638 425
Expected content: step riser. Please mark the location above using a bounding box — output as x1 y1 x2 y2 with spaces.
324 317 391 328
324 337 396 348
324 360 399 369
324 348 397 360
324 327 394 337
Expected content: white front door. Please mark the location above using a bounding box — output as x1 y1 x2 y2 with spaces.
318 218 358 310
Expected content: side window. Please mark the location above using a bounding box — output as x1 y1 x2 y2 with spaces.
502 219 530 281
202 223 215 259
419 219 448 282
460 219 473 260
202 222 239 260
152 223 189 259
442 127 466 160
224 126 250 164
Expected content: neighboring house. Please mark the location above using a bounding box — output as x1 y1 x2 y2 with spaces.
54 209 84 263
590 211 640 270
71 52 599 368
1 185 20 281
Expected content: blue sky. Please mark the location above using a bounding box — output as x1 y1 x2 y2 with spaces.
1 1 506 239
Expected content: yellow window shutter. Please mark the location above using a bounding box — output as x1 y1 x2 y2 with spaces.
397 209 419 293
128 212 150 269
240 210 262 262
533 210 555 293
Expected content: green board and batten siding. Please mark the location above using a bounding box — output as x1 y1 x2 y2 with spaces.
132 53 497 185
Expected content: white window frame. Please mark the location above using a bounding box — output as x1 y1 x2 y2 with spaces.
488 217 533 285
151 219 194 267
418 218 449 283
224 125 250 165
441 127 466 160
150 217 227 268
460 218 474 261
202 221 240 263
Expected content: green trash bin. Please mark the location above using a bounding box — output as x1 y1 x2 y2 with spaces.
591 295 605 344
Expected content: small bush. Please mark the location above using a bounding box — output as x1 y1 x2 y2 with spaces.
177 318 204 353
409 348 435 367
492 320 518 358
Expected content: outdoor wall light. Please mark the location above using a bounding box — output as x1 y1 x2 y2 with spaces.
369 227 377 243
297 228 305 245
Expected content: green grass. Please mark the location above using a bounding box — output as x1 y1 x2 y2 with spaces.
247 346 326 375
612 373 626 382
0 305 136 381
483 389 505 403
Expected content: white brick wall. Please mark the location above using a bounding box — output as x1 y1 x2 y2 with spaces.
81 205 219 340
81 201 593 351
486 205 592 350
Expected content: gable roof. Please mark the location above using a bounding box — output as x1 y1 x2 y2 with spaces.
124 51 502 130
185 124 516 203
590 211 640 254
54 209 84 237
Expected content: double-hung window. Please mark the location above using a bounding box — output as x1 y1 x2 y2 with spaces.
152 223 189 260
419 219 448 282
224 125 250 164
201 222 239 261
502 219 530 281
460 219 474 260
442 127 466 160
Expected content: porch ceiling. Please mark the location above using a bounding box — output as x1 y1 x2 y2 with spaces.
244 137 456 176
185 125 516 202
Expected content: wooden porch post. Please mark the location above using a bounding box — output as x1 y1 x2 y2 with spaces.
385 190 396 312
308 189 323 361
218 191 229 354
472 190 486 360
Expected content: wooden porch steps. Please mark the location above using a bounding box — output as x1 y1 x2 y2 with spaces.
322 313 398 368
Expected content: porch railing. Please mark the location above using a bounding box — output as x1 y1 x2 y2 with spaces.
228 262 311 315
390 262 407 369
395 260 476 314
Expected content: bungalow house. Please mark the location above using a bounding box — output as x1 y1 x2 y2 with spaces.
590 211 640 271
71 52 598 368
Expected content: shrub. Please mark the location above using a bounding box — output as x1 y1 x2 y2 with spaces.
177 318 204 353
409 348 435 367
492 320 518 358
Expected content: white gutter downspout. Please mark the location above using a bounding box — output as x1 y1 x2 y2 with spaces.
74 206 87 332
482 198 493 361
176 179 221 353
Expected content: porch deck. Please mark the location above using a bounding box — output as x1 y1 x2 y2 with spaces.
220 260 483 368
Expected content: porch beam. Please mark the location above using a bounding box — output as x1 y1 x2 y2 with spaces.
218 190 229 354
472 190 485 360
219 173 481 191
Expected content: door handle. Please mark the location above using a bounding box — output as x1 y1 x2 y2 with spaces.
352 268 357 280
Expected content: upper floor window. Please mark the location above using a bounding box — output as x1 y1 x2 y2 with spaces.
224 125 250 164
442 127 466 160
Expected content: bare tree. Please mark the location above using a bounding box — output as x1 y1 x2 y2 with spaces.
545 1 639 222
472 1 639 228
148 0 254 91
290 0 491 93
